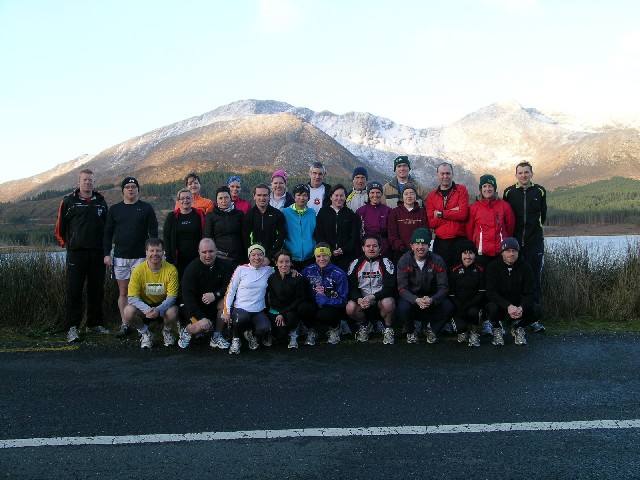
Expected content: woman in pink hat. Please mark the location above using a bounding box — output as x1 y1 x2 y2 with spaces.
269 169 294 210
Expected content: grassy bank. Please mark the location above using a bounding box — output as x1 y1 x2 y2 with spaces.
0 242 638 342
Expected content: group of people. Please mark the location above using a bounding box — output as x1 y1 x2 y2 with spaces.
55 155 547 352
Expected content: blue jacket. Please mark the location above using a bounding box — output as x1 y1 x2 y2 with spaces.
301 262 348 308
282 205 316 262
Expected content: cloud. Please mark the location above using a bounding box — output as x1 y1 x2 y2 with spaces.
610 30 640 71
255 0 305 35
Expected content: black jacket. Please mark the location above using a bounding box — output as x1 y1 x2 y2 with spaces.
242 205 286 260
204 207 245 262
181 256 235 321
503 183 547 247
449 262 485 313
267 270 305 315
314 206 360 261
485 256 536 309
55 189 108 251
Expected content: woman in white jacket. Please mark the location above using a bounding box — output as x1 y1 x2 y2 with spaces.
222 244 273 355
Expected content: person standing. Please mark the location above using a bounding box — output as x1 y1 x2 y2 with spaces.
104 177 158 338
269 169 294 210
55 169 109 342
382 155 428 208
282 183 317 271
387 183 429 264
174 172 214 214
314 184 360 273
204 186 245 265
123 238 180 349
356 181 392 257
396 228 453 344
307 161 332 215
503 161 547 333
484 237 543 346
178 238 234 350
227 175 251 214
346 167 369 212
466 174 515 270
163 188 205 280
242 183 286 264
426 162 470 270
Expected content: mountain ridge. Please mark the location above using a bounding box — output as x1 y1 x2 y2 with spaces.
1 98 639 203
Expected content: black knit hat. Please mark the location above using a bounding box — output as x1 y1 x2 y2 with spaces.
121 177 139 191
394 155 411 171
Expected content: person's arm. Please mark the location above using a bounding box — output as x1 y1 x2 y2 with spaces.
430 257 450 305
163 212 175 264
241 210 253 252
270 210 286 259
443 186 469 222
397 255 418 304
222 265 242 315
504 201 516 238
347 259 362 302
540 186 547 226
387 209 403 251
103 208 115 256
147 204 159 238
54 199 68 247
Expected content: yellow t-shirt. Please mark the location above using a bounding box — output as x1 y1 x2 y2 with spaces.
128 260 179 306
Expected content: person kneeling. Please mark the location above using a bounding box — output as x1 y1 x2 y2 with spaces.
123 238 180 349
397 228 453 344
346 235 396 345
484 237 543 346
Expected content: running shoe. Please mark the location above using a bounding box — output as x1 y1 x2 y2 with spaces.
210 333 230 349
468 331 481 348
244 330 259 350
288 330 299 349
67 326 80 343
115 323 130 338
178 327 192 349
140 331 153 349
383 327 395 345
305 329 317 346
162 327 176 347
512 327 527 346
229 337 241 354
406 333 419 344
327 326 341 345
492 326 504 346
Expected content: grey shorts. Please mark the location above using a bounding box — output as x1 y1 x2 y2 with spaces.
113 257 145 281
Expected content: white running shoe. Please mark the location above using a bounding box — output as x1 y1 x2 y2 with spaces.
383 327 395 345
229 337 241 354
178 327 192 349
67 326 80 343
288 330 299 349
162 327 176 347
244 330 259 350
140 331 153 349
327 326 341 345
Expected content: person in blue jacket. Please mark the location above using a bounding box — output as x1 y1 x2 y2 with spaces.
299 243 349 346
282 183 317 271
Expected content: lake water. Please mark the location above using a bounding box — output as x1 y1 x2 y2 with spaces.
545 235 639 261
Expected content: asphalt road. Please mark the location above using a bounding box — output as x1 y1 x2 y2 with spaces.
1 331 639 479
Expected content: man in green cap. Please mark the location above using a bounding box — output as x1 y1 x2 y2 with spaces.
396 227 453 344
382 155 428 208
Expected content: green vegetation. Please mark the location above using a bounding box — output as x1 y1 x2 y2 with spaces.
546 177 640 226
0 241 638 344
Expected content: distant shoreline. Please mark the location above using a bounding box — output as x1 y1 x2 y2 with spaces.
545 224 640 237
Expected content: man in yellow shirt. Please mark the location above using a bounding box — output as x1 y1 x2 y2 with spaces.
124 238 180 349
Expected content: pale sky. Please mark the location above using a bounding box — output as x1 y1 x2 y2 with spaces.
1 0 638 183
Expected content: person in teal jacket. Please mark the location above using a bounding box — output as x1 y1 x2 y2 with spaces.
282 184 316 271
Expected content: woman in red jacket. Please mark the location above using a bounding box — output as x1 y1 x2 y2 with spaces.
466 174 515 269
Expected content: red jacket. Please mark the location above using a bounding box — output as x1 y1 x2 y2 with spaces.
466 198 515 257
387 202 429 254
426 182 469 240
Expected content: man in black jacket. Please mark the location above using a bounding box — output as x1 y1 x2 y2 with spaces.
346 235 396 344
55 169 109 342
242 184 286 264
503 161 547 332
178 238 235 350
485 237 543 346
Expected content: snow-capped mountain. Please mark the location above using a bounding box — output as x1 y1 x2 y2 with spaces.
1 98 639 203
